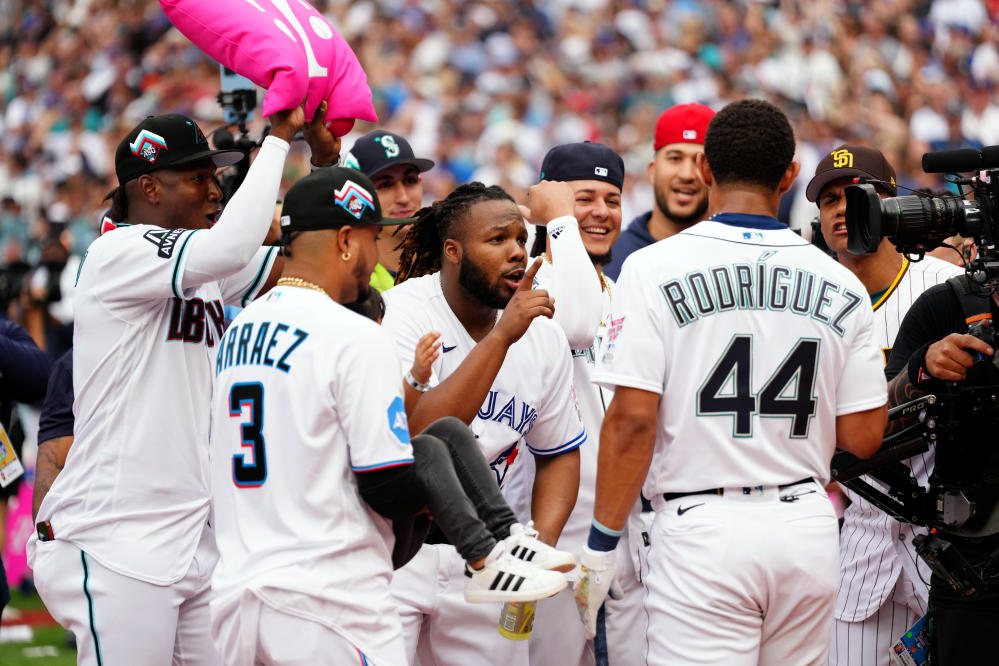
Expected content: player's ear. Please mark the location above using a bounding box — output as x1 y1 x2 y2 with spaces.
778 161 801 196
136 174 160 204
336 225 354 257
696 153 714 188
442 238 462 266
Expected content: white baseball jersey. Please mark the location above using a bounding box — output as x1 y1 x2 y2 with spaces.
210 285 412 664
34 224 276 584
594 217 888 494
835 254 962 623
382 273 586 488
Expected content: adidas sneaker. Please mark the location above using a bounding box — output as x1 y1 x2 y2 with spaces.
501 521 576 573
464 544 567 603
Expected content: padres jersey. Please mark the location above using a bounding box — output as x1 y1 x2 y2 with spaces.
594 216 887 495
835 254 962 622
210 286 412 662
382 273 586 494
35 225 277 584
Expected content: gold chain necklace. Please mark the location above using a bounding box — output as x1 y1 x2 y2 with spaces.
277 276 329 298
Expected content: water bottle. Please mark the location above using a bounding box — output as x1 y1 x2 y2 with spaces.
497 600 536 641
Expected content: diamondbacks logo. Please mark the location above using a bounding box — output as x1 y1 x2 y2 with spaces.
143 228 185 258
334 179 375 219
831 149 853 168
130 130 168 164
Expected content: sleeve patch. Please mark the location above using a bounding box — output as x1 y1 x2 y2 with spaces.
387 396 411 444
144 228 185 258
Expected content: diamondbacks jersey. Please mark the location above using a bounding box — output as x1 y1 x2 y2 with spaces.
35 225 277 584
835 254 962 622
210 285 412 661
381 273 586 493
593 216 887 495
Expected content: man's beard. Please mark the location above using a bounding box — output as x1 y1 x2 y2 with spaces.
654 186 709 226
588 249 612 266
458 255 509 310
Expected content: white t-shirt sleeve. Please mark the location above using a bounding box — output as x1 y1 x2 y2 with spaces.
217 246 279 307
334 321 415 471
382 287 439 385
523 328 587 457
836 298 888 415
592 255 666 394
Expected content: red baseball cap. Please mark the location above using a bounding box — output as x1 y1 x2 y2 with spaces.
654 103 715 151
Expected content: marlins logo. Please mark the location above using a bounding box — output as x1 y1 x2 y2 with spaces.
333 179 375 220
130 129 168 164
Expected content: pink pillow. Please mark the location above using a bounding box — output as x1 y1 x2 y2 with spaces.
159 0 377 136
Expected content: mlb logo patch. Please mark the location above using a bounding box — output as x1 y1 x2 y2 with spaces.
333 179 375 219
130 129 168 164
683 129 697 140
595 166 608 177
743 232 764 241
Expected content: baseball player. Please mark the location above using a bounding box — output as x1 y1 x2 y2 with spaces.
28 106 329 665
603 103 714 280
522 142 647 666
344 129 434 291
804 145 963 666
577 99 889 665
384 182 585 665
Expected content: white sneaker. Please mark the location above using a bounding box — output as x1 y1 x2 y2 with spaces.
464 544 567 603
501 521 576 573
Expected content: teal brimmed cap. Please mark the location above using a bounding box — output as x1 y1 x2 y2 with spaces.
539 141 625 189
281 167 407 232
115 114 244 185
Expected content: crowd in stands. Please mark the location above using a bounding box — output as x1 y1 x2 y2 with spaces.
1 0 997 342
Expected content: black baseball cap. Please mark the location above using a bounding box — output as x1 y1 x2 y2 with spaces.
281 167 407 233
805 144 897 202
343 130 435 178
539 142 625 190
115 114 244 185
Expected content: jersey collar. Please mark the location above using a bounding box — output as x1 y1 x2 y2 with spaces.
708 213 786 230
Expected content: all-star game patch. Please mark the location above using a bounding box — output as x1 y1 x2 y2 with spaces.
130 129 168 164
333 179 375 220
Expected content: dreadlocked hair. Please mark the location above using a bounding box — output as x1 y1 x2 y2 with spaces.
395 182 515 284
102 186 129 224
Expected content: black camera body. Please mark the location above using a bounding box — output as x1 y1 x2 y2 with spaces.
845 145 999 287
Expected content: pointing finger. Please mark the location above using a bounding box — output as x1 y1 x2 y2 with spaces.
519 257 543 292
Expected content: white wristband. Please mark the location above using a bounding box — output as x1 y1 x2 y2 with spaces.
405 370 430 393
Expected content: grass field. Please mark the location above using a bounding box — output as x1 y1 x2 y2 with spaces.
0 589 76 665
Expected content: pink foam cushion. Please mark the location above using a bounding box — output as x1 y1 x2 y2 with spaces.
160 0 377 135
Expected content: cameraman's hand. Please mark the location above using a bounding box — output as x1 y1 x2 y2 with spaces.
489 258 554 347
303 101 341 167
267 103 305 144
925 333 993 381
519 181 576 225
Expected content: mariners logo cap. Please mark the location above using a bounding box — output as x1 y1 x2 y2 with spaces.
281 166 406 232
654 103 715 150
115 114 244 186
805 144 898 202
539 141 625 190
343 130 435 178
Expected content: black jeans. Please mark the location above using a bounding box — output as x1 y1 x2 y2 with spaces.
411 417 518 563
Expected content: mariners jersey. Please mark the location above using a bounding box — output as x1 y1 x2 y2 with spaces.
835 254 962 622
210 286 411 662
34 224 277 584
382 273 586 494
594 215 887 495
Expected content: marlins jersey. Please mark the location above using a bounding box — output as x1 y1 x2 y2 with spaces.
382 273 586 494
210 286 412 664
34 224 276 584
835 254 962 623
594 215 887 495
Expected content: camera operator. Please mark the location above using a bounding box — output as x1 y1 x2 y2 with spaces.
884 273 999 664
806 145 963 666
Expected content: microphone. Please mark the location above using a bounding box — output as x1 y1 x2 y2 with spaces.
922 145 999 173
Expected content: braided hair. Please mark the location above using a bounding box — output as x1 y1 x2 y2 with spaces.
102 186 129 224
395 182 515 284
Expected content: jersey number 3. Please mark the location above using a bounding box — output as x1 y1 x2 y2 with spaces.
697 335 819 438
230 382 267 487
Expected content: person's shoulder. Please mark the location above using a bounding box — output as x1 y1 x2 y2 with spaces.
909 255 965 279
383 273 436 303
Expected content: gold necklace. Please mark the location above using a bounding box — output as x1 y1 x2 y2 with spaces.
277 276 329 298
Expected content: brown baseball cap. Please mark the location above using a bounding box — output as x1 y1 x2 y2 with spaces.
805 144 897 202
